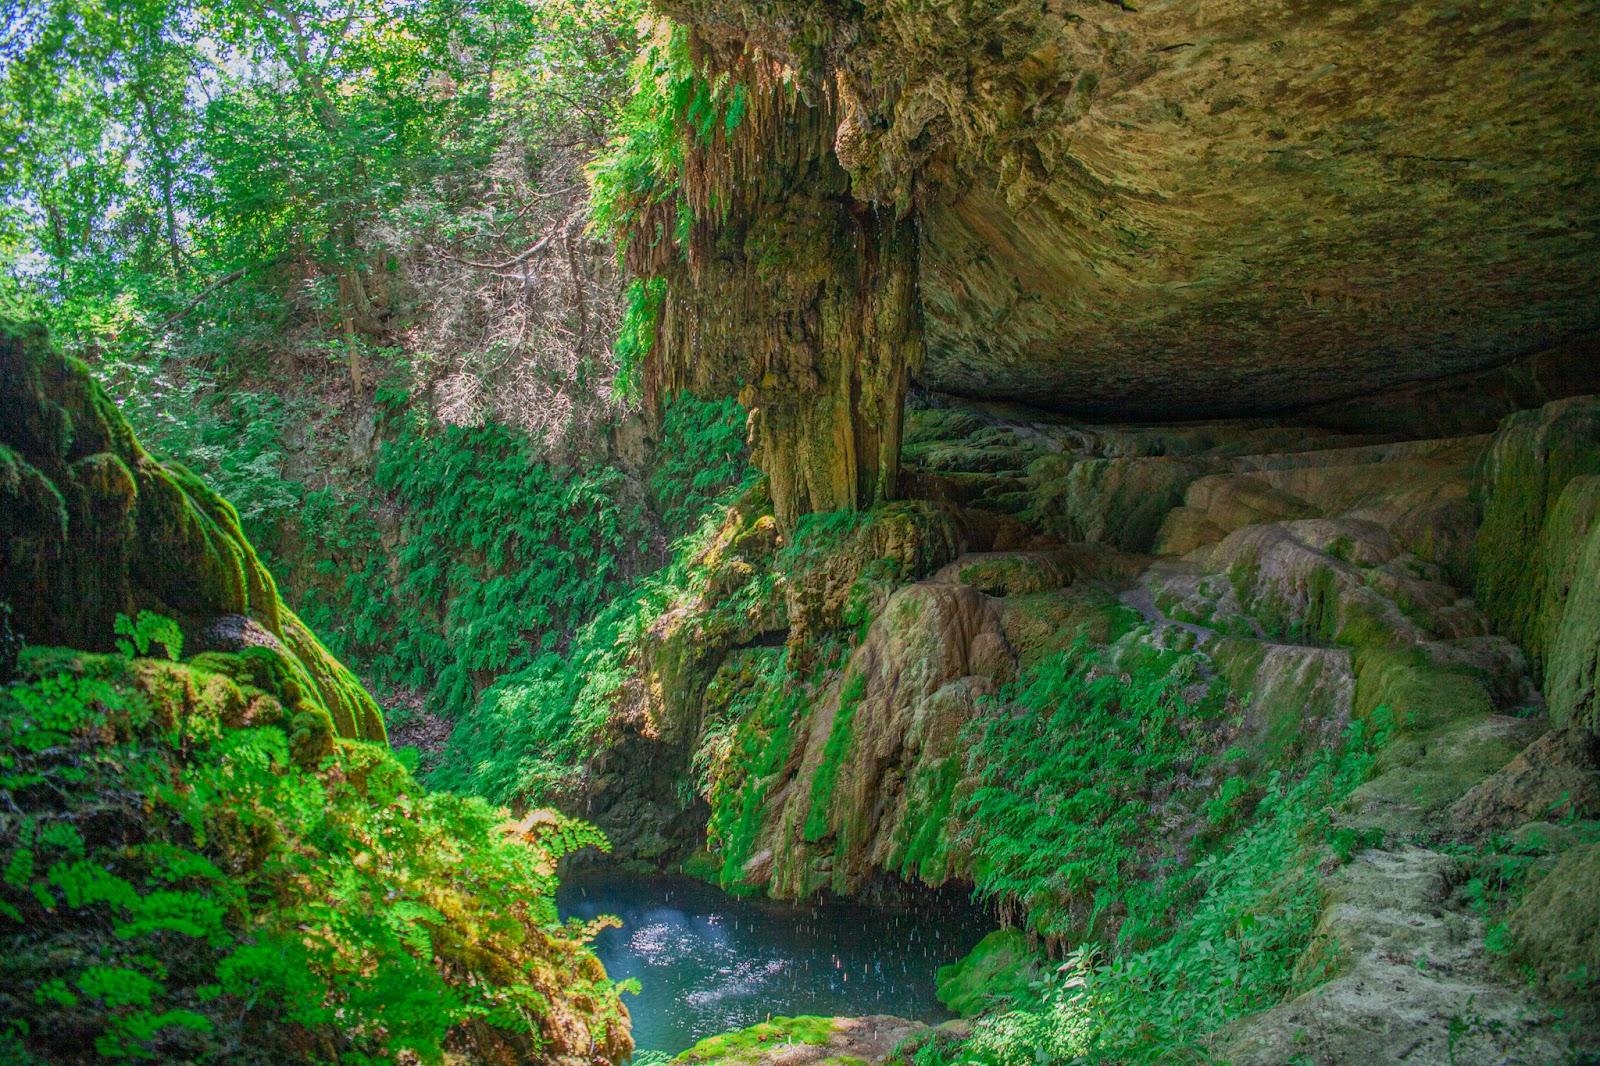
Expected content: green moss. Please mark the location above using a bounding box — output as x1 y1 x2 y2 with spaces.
935 929 1043 1017
708 650 805 887
1352 647 1492 731
674 1016 837 1063
1532 478 1600 659
803 671 868 843
1474 399 1600 669
1022 455 1201 552
0 321 383 744
893 754 964 884
1508 842 1600 1000
0 443 69 621
1206 636 1344 767
1545 510 1600 733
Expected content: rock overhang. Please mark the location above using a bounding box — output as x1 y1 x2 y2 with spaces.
900 0 1600 415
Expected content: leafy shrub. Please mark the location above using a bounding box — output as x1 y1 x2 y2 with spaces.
0 647 629 1064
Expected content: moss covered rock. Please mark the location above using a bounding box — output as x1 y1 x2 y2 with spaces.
934 929 1042 1018
1474 398 1600 662
1508 842 1600 1003
1545 497 1600 734
0 321 382 741
1475 398 1600 733
674 1015 923 1066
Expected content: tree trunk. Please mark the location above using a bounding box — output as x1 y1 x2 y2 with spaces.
343 312 364 396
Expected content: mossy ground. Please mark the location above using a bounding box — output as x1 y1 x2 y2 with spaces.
674 1016 837 1063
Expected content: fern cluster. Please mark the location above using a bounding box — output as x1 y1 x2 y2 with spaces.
428 467 752 805
301 410 645 718
648 394 750 537
959 638 1229 942
288 392 744 729
703 649 805 886
0 645 629 1064
912 688 1395 1064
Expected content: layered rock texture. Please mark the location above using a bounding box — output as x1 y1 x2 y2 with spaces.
0 322 384 742
629 0 1600 524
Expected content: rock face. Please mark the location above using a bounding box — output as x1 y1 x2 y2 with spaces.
629 0 1600 522
1508 842 1600 1002
1214 847 1570 1066
0 321 384 742
1475 396 1600 733
577 385 1600 1061
907 2 1600 415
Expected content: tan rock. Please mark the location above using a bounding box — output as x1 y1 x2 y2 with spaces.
1449 729 1600 833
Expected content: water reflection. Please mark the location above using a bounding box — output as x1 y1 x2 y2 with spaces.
557 863 990 1056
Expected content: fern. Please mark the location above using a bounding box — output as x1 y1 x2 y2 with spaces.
113 612 183 662
1 656 628 1062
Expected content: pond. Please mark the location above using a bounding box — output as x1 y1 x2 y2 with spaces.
557 863 993 1057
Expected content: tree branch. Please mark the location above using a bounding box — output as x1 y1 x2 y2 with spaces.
432 227 561 271
160 265 252 327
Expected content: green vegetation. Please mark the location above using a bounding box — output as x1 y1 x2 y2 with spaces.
935 930 1044 1018
1 321 384 743
650 395 751 537
427 437 753 804
588 23 746 250
588 21 750 393
2 0 644 403
300 411 646 719
704 648 806 885
803 671 868 843
673 1016 836 1063
90 357 749 738
0 639 628 1064
3 0 1592 1061
916 708 1393 1065
959 638 1229 942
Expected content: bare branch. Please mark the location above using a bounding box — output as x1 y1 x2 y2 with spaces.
432 226 561 271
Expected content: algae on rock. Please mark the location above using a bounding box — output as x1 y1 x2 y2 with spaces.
1475 398 1600 733
0 321 383 741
